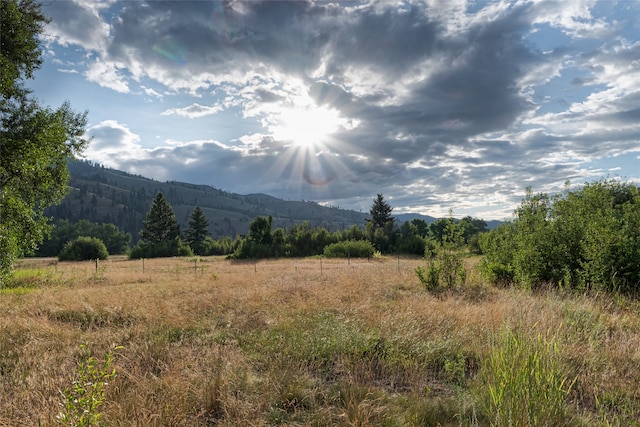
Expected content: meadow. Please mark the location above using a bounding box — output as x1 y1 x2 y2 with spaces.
1 256 639 426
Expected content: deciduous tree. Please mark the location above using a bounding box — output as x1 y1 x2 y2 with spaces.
1 0 89 284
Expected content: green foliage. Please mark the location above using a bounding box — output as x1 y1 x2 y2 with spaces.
202 236 240 256
58 236 109 261
394 221 427 255
473 326 575 426
416 250 466 292
0 0 89 285
323 240 375 258
129 236 192 259
138 192 180 245
130 192 191 258
37 219 130 256
367 193 394 229
184 206 210 255
480 180 640 292
1 0 46 97
417 211 467 292
57 343 122 427
366 194 395 253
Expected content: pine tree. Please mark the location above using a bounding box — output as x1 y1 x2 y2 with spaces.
368 194 394 229
139 192 179 245
185 206 210 255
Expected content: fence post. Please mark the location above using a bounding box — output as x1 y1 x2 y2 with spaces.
95 258 99 273
194 258 197 275
142 258 145 273
320 258 323 274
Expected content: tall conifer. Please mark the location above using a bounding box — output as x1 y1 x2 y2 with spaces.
139 192 179 245
185 206 209 255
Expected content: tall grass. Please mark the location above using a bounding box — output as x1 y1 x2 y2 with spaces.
474 325 576 426
1 256 639 425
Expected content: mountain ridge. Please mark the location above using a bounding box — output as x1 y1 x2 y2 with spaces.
47 160 499 243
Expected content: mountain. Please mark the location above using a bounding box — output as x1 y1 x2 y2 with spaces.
393 213 437 224
47 160 369 243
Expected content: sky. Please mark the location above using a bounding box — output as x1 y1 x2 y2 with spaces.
30 0 640 220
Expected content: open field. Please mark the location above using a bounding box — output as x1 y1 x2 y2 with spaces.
2 256 640 426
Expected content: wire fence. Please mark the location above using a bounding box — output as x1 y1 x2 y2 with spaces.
16 255 425 280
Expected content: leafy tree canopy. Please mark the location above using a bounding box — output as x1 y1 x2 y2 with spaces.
480 179 640 293
1 0 89 284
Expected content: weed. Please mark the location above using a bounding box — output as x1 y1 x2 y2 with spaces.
57 343 122 427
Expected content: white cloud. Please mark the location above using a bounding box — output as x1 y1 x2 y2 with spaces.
161 103 224 118
84 61 130 93
85 120 145 167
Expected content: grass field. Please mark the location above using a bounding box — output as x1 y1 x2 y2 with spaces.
1 256 639 426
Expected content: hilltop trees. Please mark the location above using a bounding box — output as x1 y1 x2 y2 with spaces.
129 192 191 259
0 0 89 284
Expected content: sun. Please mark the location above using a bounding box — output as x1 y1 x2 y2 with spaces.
271 106 345 150
266 103 355 186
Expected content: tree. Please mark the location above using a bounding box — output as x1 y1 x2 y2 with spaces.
184 206 210 255
1 0 89 284
480 180 640 292
366 194 395 252
368 194 394 229
130 192 191 259
35 219 130 256
138 192 180 245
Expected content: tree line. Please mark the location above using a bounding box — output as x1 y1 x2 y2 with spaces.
31 192 487 262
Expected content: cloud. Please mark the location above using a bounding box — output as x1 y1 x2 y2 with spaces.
85 120 145 167
161 103 224 118
41 0 640 219
84 61 130 93
42 0 111 52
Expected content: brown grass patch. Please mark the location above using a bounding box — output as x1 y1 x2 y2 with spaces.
1 256 639 425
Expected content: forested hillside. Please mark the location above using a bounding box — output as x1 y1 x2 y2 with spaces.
46 160 374 243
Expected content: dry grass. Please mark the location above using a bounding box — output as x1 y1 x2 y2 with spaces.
1 256 639 426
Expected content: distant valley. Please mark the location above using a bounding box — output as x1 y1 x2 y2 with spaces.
47 160 498 243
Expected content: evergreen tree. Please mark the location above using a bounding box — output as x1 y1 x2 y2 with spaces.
185 206 210 255
1 0 89 284
139 192 179 245
368 194 394 229
366 194 395 253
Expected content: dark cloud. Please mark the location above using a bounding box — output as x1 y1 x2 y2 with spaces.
42 0 640 219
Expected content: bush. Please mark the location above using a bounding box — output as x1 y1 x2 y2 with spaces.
58 237 109 261
128 237 193 259
480 180 640 292
323 240 375 258
394 235 426 256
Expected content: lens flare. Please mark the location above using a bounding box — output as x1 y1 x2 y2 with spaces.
153 36 188 65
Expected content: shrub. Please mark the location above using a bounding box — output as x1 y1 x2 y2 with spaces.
128 237 192 259
323 240 375 258
416 249 466 292
58 237 109 261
